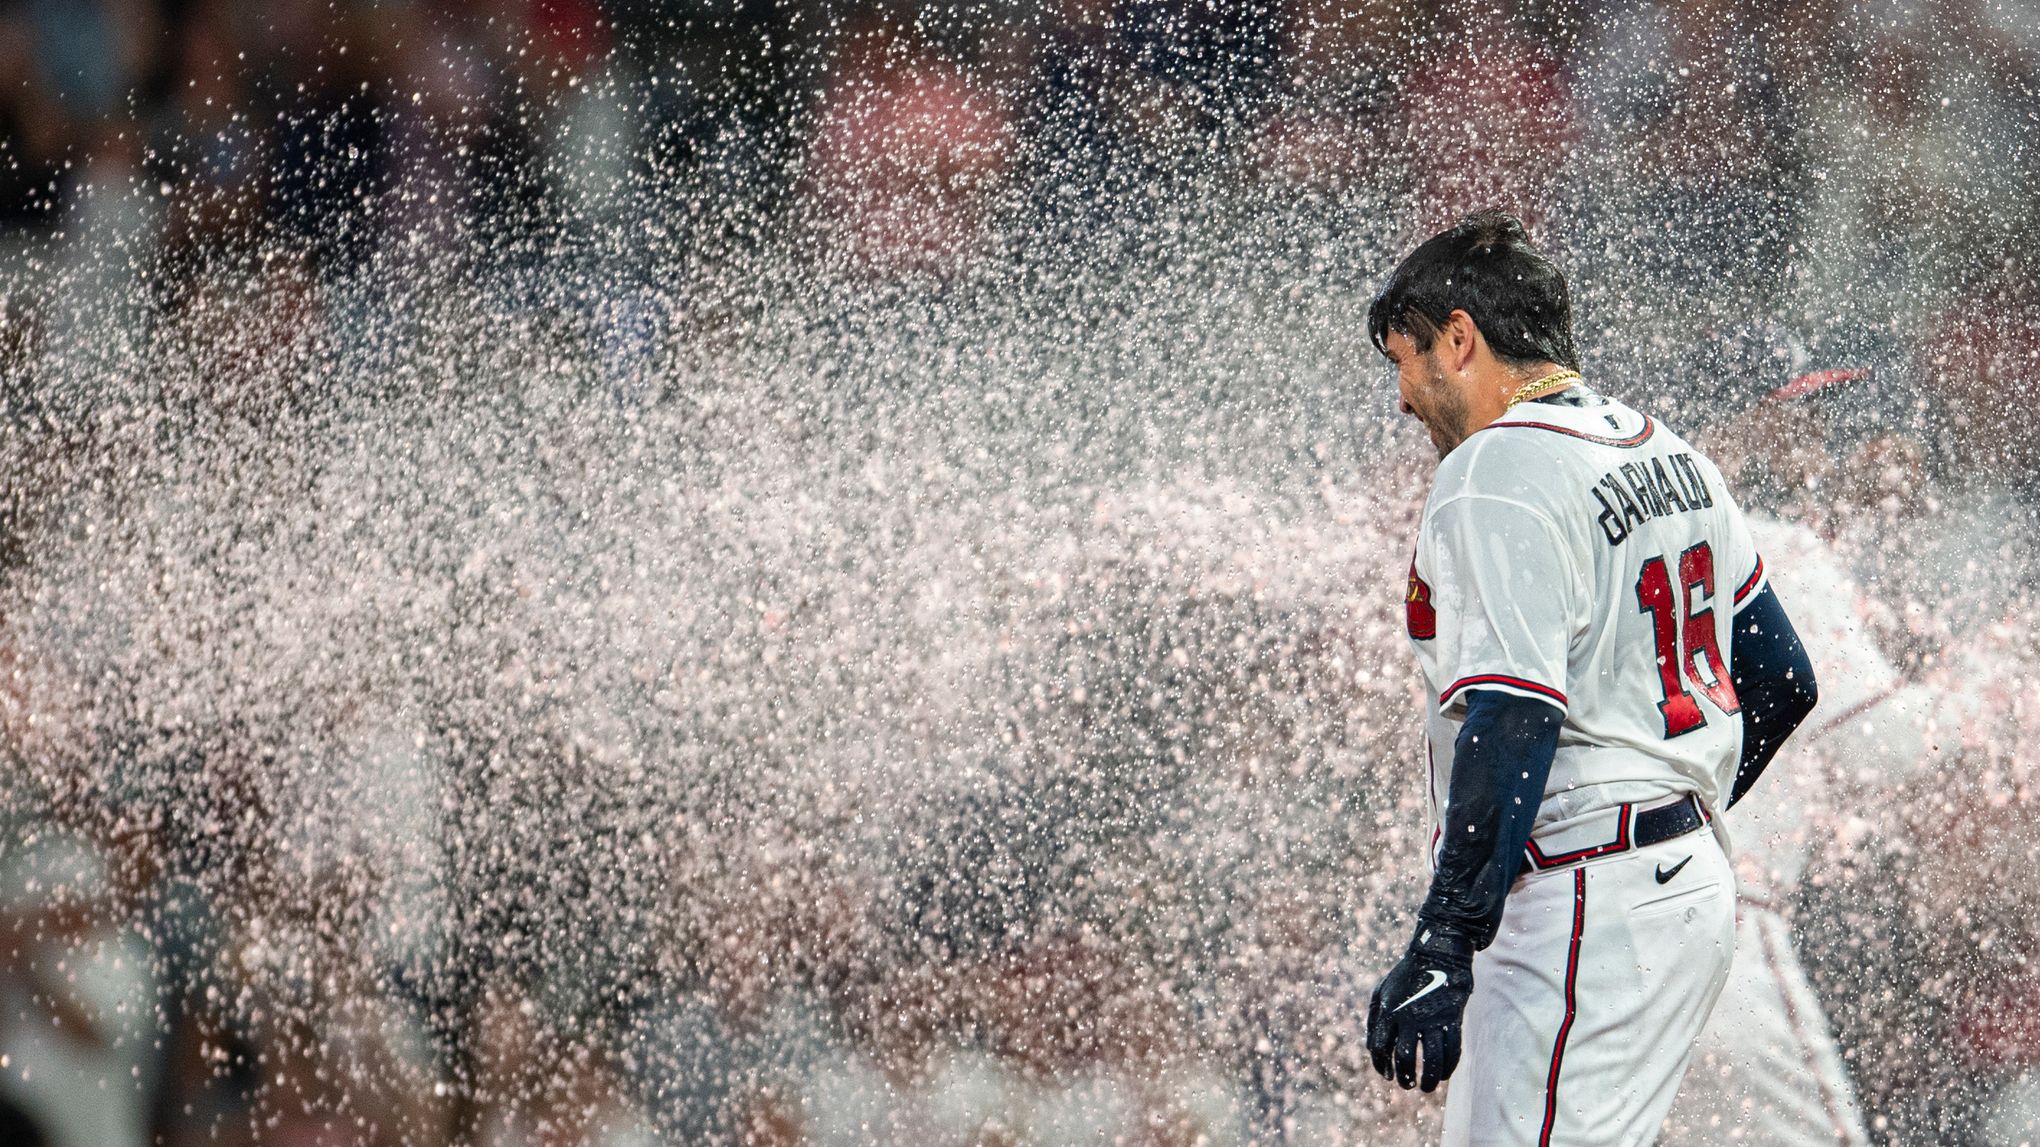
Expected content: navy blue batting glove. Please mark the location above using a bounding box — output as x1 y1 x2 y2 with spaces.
1366 925 1475 1092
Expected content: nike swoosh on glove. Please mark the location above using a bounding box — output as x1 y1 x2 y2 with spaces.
1366 927 1475 1092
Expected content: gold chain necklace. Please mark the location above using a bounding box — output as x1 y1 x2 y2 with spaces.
1504 369 1582 411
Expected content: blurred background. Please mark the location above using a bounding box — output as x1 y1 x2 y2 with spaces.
0 1 2039 1144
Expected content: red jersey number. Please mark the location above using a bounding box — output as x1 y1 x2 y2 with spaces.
1636 541 1741 738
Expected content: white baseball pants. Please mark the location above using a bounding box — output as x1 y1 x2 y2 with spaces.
1443 832 1736 1146
1659 903 1871 1147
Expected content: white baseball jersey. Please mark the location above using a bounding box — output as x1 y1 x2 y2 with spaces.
1405 393 1764 854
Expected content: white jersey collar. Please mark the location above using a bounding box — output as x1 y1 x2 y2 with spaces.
1480 394 1654 448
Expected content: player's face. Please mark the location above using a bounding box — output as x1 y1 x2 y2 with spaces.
1384 331 1472 459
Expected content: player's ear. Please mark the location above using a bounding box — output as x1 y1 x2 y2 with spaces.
1443 309 1480 372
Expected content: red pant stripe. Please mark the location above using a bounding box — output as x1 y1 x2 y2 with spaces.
1539 868 1588 1146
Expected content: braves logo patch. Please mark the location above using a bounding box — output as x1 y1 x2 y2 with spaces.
1406 562 1436 640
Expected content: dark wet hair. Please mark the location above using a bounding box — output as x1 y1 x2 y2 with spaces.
1367 210 1580 370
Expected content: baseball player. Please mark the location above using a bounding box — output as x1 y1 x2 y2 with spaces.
1663 345 1978 1147
1361 211 1820 1146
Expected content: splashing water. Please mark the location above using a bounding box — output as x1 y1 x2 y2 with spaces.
1 4 2039 1146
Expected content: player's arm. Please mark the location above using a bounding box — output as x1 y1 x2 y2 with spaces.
1724 581 1817 807
1369 693 1561 1094
1417 688 1562 947
1413 495 1579 946
1369 494 1577 1092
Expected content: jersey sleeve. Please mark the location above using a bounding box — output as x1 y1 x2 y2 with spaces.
1730 547 1768 614
1704 460 1767 613
1426 494 1581 716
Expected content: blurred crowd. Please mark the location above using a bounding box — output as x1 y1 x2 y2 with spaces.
0 1 2035 291
4 0 2040 1145
0 0 2036 484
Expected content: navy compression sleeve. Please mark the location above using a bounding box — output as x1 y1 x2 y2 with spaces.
1726 583 1818 808
1415 689 1563 951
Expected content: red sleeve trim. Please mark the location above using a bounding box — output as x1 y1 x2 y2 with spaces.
1440 674 1568 708
1733 555 1766 606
